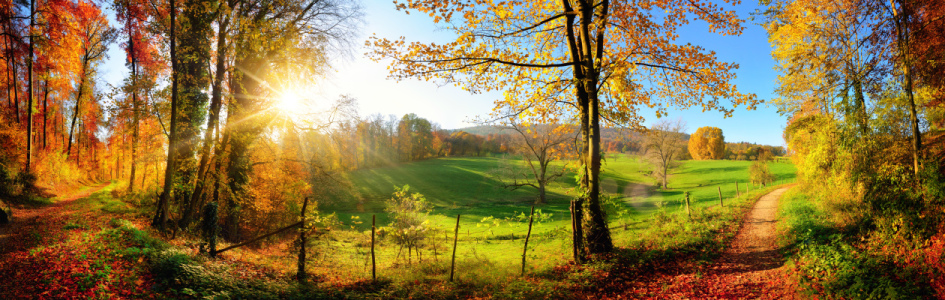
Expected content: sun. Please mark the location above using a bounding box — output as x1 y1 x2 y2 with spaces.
275 89 306 115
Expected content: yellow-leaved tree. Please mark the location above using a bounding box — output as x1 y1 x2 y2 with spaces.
689 126 725 160
368 0 759 260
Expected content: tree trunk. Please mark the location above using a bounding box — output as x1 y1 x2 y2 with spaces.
578 0 613 256
183 15 229 228
663 163 668 189
892 3 922 178
42 78 48 150
129 31 138 193
67 61 88 157
8 28 19 125
26 0 34 172
155 0 178 232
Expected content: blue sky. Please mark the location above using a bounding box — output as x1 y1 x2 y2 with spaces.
100 0 787 147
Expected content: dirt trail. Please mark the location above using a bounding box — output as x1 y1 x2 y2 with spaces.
660 186 799 299
0 183 111 254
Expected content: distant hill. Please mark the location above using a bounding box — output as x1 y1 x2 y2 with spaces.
452 125 661 141
450 125 518 136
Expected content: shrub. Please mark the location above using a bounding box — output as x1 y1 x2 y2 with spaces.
749 160 775 186
385 185 432 263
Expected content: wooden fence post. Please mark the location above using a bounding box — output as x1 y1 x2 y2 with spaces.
371 214 376 283
203 202 218 257
718 186 723 207
297 197 309 283
450 214 460 282
522 205 535 276
570 199 585 264
685 192 691 219
736 181 740 197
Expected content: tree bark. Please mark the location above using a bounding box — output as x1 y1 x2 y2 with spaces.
183 15 229 227
7 24 19 125
129 29 138 193
155 0 178 232
26 0 34 173
67 61 87 157
578 0 613 255
42 78 47 150
892 2 922 178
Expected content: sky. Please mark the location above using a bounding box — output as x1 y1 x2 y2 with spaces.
100 0 788 147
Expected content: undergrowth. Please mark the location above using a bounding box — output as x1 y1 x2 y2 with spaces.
777 185 944 299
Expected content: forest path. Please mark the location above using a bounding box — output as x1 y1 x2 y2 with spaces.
0 182 131 298
657 185 799 299
0 182 112 254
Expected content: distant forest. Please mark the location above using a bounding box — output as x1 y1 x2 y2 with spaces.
457 124 784 161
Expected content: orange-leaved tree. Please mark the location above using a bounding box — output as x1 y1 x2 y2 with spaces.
689 126 725 160
368 0 759 259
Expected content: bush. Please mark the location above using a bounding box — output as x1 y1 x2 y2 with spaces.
385 185 432 263
795 234 931 299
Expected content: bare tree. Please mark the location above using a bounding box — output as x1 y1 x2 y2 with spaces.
494 121 575 204
643 119 687 189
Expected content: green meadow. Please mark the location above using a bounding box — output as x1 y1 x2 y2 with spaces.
308 154 796 283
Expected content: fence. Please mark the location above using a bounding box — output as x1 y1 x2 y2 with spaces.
199 178 798 283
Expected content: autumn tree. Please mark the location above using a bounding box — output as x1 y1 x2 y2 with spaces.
25 0 34 173
65 0 115 162
113 0 160 193
396 113 434 161
205 0 361 237
494 121 574 204
688 126 725 160
643 119 686 189
766 0 941 187
370 0 758 257
909 0 945 131
749 149 775 186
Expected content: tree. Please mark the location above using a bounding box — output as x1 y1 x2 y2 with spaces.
688 126 725 160
643 119 686 189
766 0 939 186
495 122 574 204
65 0 115 161
909 0 945 131
217 0 361 237
370 0 758 258
155 0 179 231
396 113 434 161
114 0 159 193
385 185 431 263
749 149 775 186
25 0 34 173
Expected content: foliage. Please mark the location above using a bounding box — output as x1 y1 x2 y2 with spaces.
385 185 432 262
688 126 725 160
749 160 775 186
777 187 942 299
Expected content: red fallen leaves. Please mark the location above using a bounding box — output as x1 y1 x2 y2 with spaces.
0 184 164 299
0 233 162 299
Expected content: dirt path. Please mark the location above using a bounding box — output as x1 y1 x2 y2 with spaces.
0 183 111 254
660 186 799 299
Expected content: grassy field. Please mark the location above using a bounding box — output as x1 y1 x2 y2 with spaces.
329 154 795 228
300 154 796 287
2 155 797 298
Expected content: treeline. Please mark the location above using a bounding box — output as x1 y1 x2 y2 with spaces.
598 128 784 161
0 0 116 195
722 142 786 161
310 112 516 171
